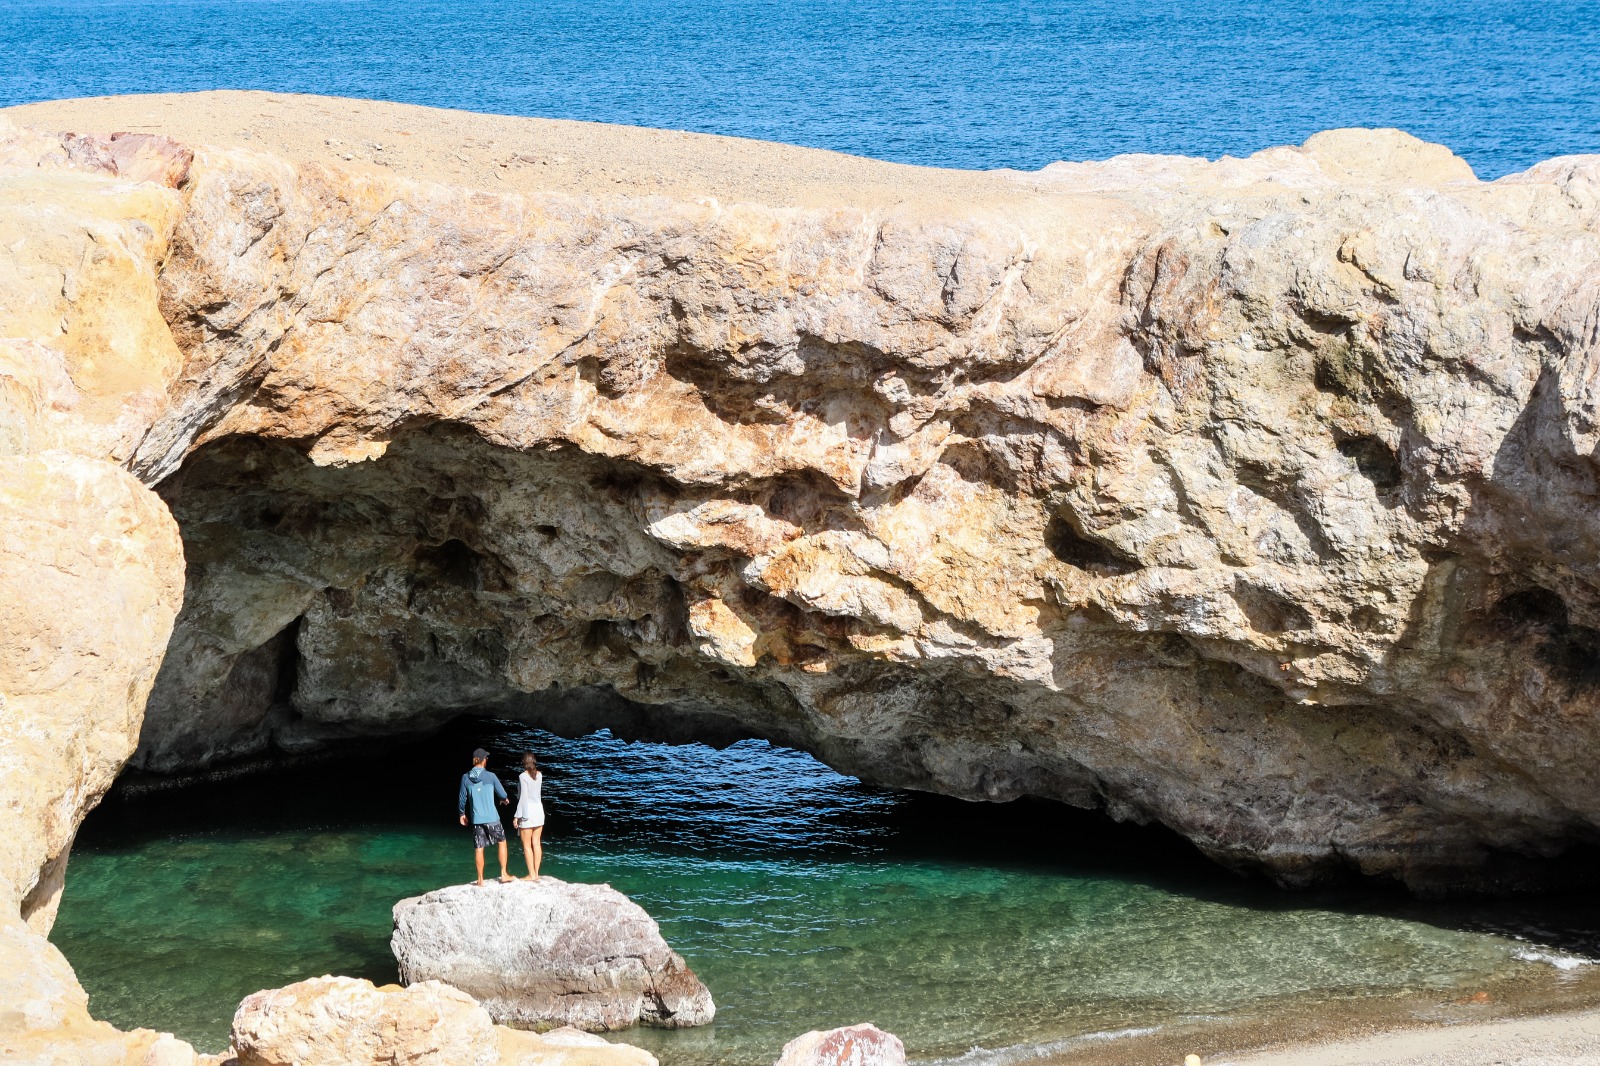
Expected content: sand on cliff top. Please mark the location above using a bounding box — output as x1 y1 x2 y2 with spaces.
2 90 1058 212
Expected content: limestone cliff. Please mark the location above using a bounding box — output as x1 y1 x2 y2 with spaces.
0 120 192 1064
84 99 1600 895
4 98 1600 932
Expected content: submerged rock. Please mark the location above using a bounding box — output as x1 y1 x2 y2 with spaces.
500 1026 659 1066
391 878 715 1031
776 1025 907 1066
223 976 657 1066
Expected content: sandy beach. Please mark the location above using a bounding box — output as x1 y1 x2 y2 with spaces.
1036 971 1600 1066
1222 1007 1600 1065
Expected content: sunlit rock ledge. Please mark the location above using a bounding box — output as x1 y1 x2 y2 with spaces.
1 88 1598 1061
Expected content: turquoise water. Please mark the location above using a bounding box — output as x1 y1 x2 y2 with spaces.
3 0 1599 178
50 725 1596 1063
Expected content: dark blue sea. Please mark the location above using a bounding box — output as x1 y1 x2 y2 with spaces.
2 0 1598 178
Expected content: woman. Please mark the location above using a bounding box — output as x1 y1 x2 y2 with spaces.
513 751 545 880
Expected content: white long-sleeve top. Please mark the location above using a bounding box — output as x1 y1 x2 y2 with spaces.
514 770 545 827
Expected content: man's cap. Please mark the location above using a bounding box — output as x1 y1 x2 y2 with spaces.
472 748 490 761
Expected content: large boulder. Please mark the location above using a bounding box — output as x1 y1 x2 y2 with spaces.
775 1025 907 1066
391 879 714 1031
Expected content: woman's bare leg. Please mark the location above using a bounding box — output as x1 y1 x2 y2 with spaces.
532 827 543 879
519 827 539 880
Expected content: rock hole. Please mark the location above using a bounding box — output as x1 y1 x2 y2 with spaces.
271 617 303 705
1336 434 1402 493
763 471 857 531
590 467 647 503
583 619 627 656
1490 588 1600 690
1044 514 1141 576
657 577 691 648
1492 588 1569 629
1313 349 1361 399
414 539 483 590
1233 582 1313 635
1542 625 1600 689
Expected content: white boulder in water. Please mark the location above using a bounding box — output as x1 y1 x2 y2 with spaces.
391 877 715 1031
775 1024 907 1066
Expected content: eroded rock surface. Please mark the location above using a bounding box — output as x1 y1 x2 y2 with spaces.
4 85 1600 1066
392 879 714 1031
0 118 193 1065
57 100 1600 895
4 98 1600 931
228 977 499 1066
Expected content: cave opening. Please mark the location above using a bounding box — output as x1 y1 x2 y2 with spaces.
1335 433 1404 495
61 421 1600 1063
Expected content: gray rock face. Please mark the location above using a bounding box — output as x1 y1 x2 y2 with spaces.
391 879 715 1032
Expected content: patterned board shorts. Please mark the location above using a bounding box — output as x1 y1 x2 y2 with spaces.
472 821 506 849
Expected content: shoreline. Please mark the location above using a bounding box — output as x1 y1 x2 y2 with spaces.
986 962 1600 1066
1221 1007 1600 1065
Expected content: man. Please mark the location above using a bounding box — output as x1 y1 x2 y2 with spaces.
458 747 513 885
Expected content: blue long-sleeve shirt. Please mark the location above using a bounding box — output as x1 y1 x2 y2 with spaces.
459 767 508 824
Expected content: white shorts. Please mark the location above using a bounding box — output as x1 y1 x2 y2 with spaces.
515 805 545 829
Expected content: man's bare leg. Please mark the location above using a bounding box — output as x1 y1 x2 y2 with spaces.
474 846 486 887
496 839 513 882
